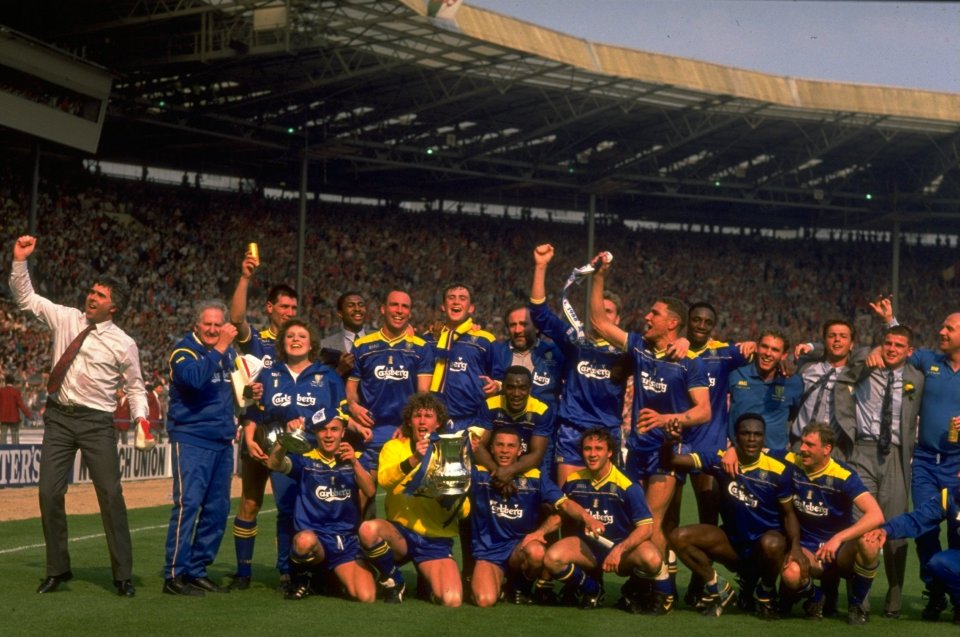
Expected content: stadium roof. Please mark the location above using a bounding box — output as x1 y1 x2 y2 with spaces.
4 0 960 232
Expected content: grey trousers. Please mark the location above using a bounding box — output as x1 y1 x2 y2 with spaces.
39 401 133 580
848 440 908 614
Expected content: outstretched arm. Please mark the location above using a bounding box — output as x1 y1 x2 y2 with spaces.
229 252 259 344
588 254 627 350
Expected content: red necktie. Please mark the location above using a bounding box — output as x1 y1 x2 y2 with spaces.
47 324 96 394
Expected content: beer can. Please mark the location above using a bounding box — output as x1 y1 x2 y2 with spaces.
949 417 959 444
247 242 260 266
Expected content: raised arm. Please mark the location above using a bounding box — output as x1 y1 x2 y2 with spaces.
229 252 259 344
589 254 627 349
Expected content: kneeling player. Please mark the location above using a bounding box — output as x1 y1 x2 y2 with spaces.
663 414 804 618
267 417 376 602
867 483 960 624
358 394 466 607
544 428 664 610
471 426 571 607
780 422 884 624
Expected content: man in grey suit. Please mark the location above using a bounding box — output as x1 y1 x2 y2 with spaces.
321 291 368 377
835 324 923 619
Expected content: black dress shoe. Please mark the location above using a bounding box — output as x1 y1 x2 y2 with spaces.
37 571 73 594
163 576 204 596
114 579 136 597
187 576 229 593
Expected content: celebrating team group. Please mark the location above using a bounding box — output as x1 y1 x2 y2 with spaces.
12 236 959 625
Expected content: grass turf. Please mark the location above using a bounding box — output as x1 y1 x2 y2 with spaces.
0 486 956 637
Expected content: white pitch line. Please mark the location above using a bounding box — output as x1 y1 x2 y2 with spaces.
0 508 278 556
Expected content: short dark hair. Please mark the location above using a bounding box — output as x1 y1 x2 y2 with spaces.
759 328 790 351
490 426 522 448
4 373 14 385
267 284 298 305
801 421 836 449
336 291 364 312
93 275 128 315
400 393 449 438
688 301 718 321
442 282 473 303
503 365 532 384
657 296 687 332
502 302 528 326
275 319 320 363
821 319 855 342
885 324 913 344
580 426 616 454
734 412 766 434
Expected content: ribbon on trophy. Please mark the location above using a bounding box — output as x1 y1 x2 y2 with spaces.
560 251 613 343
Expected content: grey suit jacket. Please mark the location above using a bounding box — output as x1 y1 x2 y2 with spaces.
834 350 923 490
320 328 366 354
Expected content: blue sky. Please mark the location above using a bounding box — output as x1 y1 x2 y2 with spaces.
467 0 960 94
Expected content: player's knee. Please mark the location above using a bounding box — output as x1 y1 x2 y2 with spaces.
523 541 546 566
358 520 380 546
543 546 565 574
473 589 497 608
856 535 880 562
237 498 261 518
781 561 802 588
442 589 463 608
759 530 785 555
355 585 377 604
927 552 957 580
291 531 317 555
637 542 663 573
667 526 687 550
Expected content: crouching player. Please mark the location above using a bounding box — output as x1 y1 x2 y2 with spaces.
663 414 804 618
543 428 664 610
867 482 960 625
358 394 466 607
267 417 376 602
471 426 572 607
780 422 884 624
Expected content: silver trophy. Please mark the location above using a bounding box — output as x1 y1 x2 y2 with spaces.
256 421 312 455
419 431 472 497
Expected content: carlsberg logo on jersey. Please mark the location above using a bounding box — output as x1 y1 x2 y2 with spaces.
314 484 352 502
532 371 551 386
489 500 524 520
450 357 469 372
794 498 829 517
272 393 292 407
727 482 759 508
297 394 316 407
374 365 410 381
589 510 615 525
640 371 667 394
576 361 610 380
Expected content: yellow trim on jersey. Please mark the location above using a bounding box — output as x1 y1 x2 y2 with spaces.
355 329 428 348
804 457 853 481
740 453 788 476
942 488 949 512
483 394 550 418
634 518 654 527
258 327 277 340
168 348 200 366
303 449 338 467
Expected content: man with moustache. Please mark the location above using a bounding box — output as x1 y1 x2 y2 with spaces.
492 304 564 411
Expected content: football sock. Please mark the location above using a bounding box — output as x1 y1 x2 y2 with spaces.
232 517 257 578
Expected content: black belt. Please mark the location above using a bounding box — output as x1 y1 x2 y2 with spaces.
46 398 111 417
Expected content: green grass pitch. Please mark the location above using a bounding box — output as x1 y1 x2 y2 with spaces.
0 485 955 637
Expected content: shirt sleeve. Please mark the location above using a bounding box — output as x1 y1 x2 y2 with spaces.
377 439 415 490
9 260 74 331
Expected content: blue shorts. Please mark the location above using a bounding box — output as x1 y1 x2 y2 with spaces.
554 420 622 467
624 446 685 485
473 538 521 571
314 531 363 571
392 522 455 564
